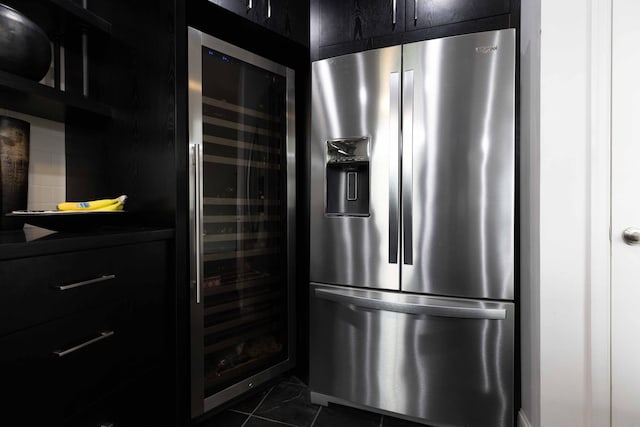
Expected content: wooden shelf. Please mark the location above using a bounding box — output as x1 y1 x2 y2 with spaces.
0 70 111 122
203 96 280 123
203 197 280 206
204 323 280 355
203 275 280 297
203 214 281 223
203 154 280 170
203 134 281 154
203 115 281 138
49 0 112 35
203 232 280 243
203 291 279 316
3 0 112 39
203 247 279 262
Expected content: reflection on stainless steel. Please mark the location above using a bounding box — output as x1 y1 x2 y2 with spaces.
310 29 516 427
311 46 402 289
401 30 515 300
310 284 514 427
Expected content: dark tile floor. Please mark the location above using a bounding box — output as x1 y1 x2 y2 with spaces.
196 376 425 427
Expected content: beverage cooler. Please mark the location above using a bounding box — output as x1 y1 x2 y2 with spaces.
187 27 296 417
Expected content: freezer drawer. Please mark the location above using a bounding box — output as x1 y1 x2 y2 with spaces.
309 284 514 427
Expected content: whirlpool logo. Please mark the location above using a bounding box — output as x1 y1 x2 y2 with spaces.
475 45 498 54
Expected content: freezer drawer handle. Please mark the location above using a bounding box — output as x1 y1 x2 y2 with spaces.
315 288 506 320
52 330 115 357
54 274 116 291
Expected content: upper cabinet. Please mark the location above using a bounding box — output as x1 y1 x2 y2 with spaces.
208 0 309 46
311 0 515 60
407 0 509 30
316 0 405 48
0 0 112 122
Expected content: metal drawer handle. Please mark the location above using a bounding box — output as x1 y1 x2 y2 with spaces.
54 274 116 291
52 330 115 357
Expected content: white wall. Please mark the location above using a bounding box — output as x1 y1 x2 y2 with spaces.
0 109 65 211
520 0 611 425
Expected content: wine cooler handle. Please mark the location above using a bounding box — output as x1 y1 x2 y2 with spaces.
402 70 414 265
54 274 116 291
52 331 115 357
194 145 203 304
389 72 400 264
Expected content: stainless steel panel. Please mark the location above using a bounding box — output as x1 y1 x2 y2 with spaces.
401 29 516 300
309 283 514 427
311 47 402 290
188 27 205 417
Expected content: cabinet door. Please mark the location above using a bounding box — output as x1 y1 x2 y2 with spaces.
0 301 134 425
407 0 510 30
317 0 406 48
263 0 309 45
209 0 260 21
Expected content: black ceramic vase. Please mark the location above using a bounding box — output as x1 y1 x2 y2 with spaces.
0 3 51 81
0 116 29 230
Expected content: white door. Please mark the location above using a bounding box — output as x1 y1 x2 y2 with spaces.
612 1 640 425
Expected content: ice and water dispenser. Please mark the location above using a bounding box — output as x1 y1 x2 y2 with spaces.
325 137 370 216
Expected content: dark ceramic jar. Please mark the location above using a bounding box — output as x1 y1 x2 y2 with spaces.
0 3 51 81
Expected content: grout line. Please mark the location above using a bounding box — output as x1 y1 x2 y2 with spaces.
250 414 300 427
240 385 274 427
309 405 322 427
251 385 274 415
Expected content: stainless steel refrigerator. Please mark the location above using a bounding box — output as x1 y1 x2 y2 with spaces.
188 27 296 417
309 29 515 427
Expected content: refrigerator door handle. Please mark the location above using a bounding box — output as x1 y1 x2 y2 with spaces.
402 69 414 265
389 72 401 263
315 288 507 320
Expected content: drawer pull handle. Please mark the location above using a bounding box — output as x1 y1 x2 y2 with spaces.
54 274 116 291
52 330 115 357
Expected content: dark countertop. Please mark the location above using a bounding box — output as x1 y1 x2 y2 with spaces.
0 226 175 260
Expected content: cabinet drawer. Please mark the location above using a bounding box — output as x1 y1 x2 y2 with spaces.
0 241 166 336
0 300 144 426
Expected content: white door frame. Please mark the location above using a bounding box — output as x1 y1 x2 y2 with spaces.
519 0 612 425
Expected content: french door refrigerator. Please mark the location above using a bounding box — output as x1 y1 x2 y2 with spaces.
309 29 515 427
188 27 296 417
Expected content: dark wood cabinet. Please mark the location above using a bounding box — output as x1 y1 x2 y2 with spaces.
208 0 309 45
316 0 405 49
406 0 510 31
0 231 173 426
311 0 515 60
263 0 309 45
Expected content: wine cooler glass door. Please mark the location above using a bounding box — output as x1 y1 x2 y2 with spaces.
188 27 295 417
